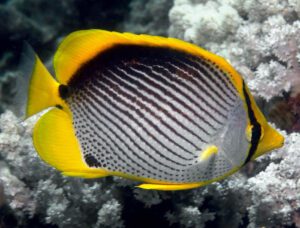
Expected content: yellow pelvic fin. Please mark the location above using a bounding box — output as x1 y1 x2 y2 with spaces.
137 183 202 191
137 164 244 191
24 45 62 118
53 29 240 86
62 171 108 179
33 108 109 178
199 145 218 161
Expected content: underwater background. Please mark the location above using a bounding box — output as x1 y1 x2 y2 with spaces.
0 0 299 227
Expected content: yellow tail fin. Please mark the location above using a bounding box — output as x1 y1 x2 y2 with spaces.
21 44 62 118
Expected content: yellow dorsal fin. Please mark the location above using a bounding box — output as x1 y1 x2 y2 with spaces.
53 29 243 89
33 107 108 178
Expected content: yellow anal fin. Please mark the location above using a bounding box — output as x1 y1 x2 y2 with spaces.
199 145 218 161
33 108 109 178
137 183 202 191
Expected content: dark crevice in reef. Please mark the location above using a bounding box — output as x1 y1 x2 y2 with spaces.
121 187 179 228
0 0 132 72
0 205 18 228
0 0 133 115
258 92 300 133
0 204 58 228
74 0 131 30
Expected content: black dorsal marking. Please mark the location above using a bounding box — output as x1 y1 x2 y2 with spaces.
68 45 201 88
242 81 261 164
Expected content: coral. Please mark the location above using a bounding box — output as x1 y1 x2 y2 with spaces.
237 131 300 227
96 199 123 228
0 111 125 227
165 204 216 228
169 0 242 44
168 1 300 223
169 0 300 101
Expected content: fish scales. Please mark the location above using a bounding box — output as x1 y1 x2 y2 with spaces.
66 45 244 182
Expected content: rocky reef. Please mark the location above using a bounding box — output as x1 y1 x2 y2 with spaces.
0 0 299 227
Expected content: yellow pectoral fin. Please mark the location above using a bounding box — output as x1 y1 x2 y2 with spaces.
199 145 218 161
33 108 109 178
137 183 202 191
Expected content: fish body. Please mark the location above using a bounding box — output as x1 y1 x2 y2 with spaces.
23 30 284 190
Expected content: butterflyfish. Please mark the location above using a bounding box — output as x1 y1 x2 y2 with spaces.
22 30 284 190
